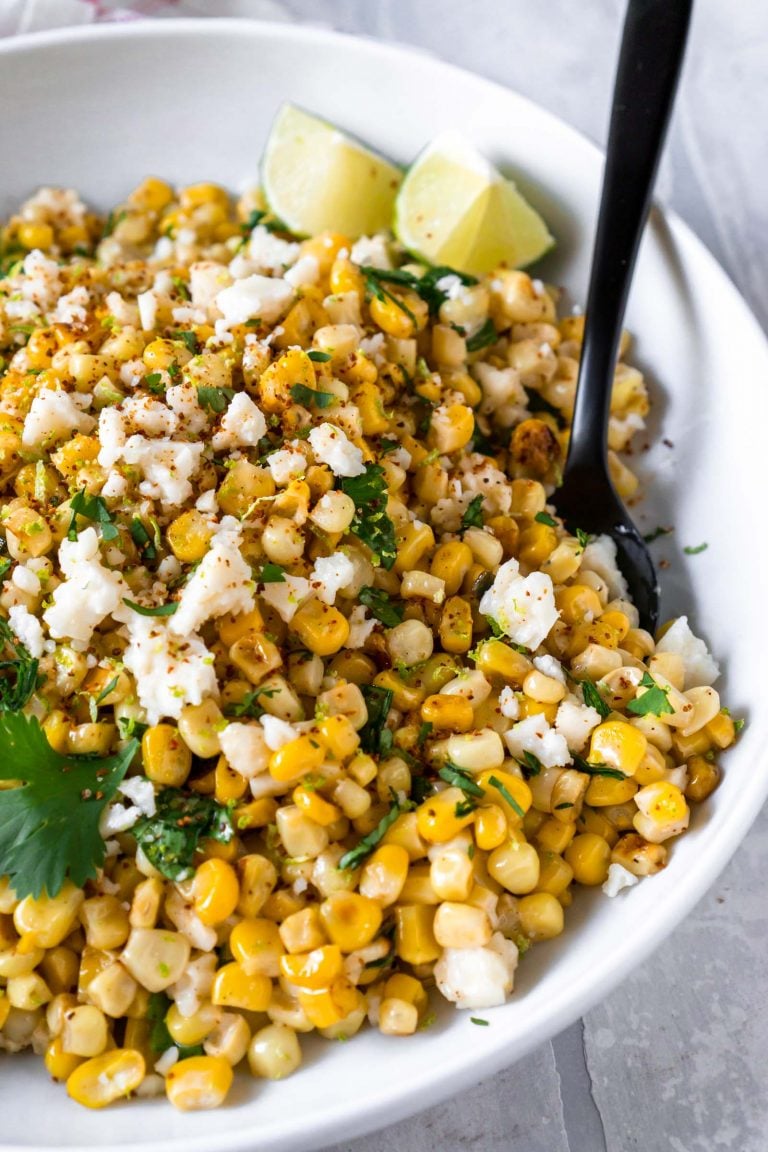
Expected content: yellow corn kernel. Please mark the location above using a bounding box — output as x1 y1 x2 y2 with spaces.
79 895 130 951
39 947 79 995
217 459 275 517
428 403 474 454
300 231 351 274
317 714 360 760
319 891 382 953
230 630 283 684
474 804 508 851
193 859 240 926
370 291 428 339
517 892 565 941
584 774 638 807
291 598 349 655
535 817 576 855
167 510 214 563
372 668 424 713
587 720 647 777
420 693 474 733
358 844 410 907
45 1036 83 1082
394 905 441 965
611 832 668 875
259 347 316 413
394 521 435 575
473 638 532 686
166 1000 221 1047
353 380 390 435
477 769 532 824
517 520 558 567
535 851 574 897
291 784 340 827
66 1049 145 1110
165 1054 234 1112
269 734 326 783
433 901 492 949
329 256 364 298
141 724 192 787
599 610 630 640
236 855 277 919
633 782 690 843
430 541 473 596
279 944 343 990
704 709 736 750
296 975 362 1029
217 606 264 647
128 176 174 212
230 918 284 977
13 883 84 949
487 839 540 894
685 755 721 803
234 797 278 831
416 787 476 844
19 220 55 250
671 728 711 760
555 584 604 625
439 596 473 654
211 963 271 1012
143 337 185 372
564 833 611 885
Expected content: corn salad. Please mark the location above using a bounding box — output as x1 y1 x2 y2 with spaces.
0 179 733 1112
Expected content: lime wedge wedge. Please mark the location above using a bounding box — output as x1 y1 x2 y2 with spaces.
262 104 403 238
394 132 554 275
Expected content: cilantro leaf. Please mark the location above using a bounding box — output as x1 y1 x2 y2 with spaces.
68 489 119 542
256 563 286 584
683 543 708 555
0 619 40 714
626 671 675 718
95 676 120 707
520 750 542 779
488 774 525 819
643 525 672 544
358 586 403 628
534 511 558 528
438 763 485 799
470 417 497 457
470 1017 490 1026
197 386 235 413
172 330 200 355
417 721 433 747
580 678 610 720
0 713 138 898
465 318 498 353
223 686 277 719
575 528 591 551
361 264 478 318
146 992 204 1057
571 753 626 780
132 788 233 882
143 371 166 395
378 439 401 456
338 795 408 871
130 517 157 562
290 383 335 410
340 464 397 570
0 557 11 582
307 350 331 363
461 495 485 531
359 685 394 757
122 598 178 618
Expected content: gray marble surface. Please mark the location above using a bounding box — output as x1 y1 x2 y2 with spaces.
4 2 767 1150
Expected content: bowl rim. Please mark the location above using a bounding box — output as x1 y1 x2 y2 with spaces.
1 17 767 1152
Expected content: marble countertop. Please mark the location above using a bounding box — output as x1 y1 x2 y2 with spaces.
3 2 766 1150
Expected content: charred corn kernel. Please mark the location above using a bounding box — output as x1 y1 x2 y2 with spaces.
394 905 441 965
704 709 736 750
517 892 565 941
474 804 508 851
685 756 721 803
379 998 419 1036
45 1036 82 1081
120 928 190 992
535 817 576 855
633 782 689 843
279 944 343 989
293 785 341 827
588 721 647 777
230 919 284 977
518 521 558 567
555 584 604 625
473 638 532 685
212 964 271 1012
237 855 277 918
230 631 283 684
270 734 326 783
477 769 532 824
66 1049 145 1109
193 859 240 926
611 833 668 875
291 599 349 655
439 596 473 654
416 787 476 843
317 713 360 759
585 774 638 807
431 541 473 596
535 851 574 897
421 693 474 733
564 833 611 885
297 975 361 1029
167 510 214 562
79 895 130 951
394 521 435 574
141 724 192 787
19 220 55 249
433 902 492 949
248 1022 302 1080
372 668 424 712
165 1054 234 1112
487 839 540 894
319 891 382 952
13 883 84 949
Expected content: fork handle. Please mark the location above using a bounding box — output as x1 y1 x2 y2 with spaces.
563 0 693 479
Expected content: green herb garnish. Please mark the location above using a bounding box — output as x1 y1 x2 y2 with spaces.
359 685 394 757
197 386 235 413
465 318 498 353
340 464 397 570
534 511 558 528
571 753 626 780
488 774 525 819
121 598 178 618
290 383 335 410
626 671 674 718
683 543 708 555
172 330 200 355
256 563 286 584
95 676 120 707
67 489 119 543
132 788 233 882
470 1017 490 1026
0 619 40 714
223 687 277 719
461 495 485 531
130 517 157 562
307 350 332 363
575 528 591 551
439 762 485 799
520 750 543 779
643 526 672 543
143 371 166 395
338 795 405 871
358 586 403 628
580 678 610 720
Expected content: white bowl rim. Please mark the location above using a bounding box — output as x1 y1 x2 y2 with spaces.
0 17 767 1152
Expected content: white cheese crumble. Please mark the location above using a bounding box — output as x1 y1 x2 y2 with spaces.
602 863 639 898
215 274 294 328
310 551 355 605
260 715 299 752
349 235 392 269
284 254 320 289
8 604 45 659
479 558 559 651
267 446 306 486
170 518 255 637
656 616 720 688
345 605 377 649
43 528 128 648
51 285 89 327
211 392 267 452
247 225 300 273
533 654 566 683
219 722 271 778
554 698 601 753
118 435 205 507
259 575 310 623
580 535 629 600
472 362 527 414
119 616 218 725
137 290 159 332
308 422 365 478
434 932 518 1010
504 713 571 769
22 389 94 449
117 777 156 817
498 686 520 721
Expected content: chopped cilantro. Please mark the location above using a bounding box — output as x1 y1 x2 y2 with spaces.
143 371 166 395
359 685 394 757
470 1017 490 1026
488 775 525 819
683 542 708 555
575 528 591 551
534 511 558 528
465 318 498 353
439 763 485 800
520 750 543 779
290 382 335 409
571 753 627 781
67 489 119 543
197 386 235 413
626 671 674 717
358 586 403 628
580 678 610 720
643 525 672 544
307 350 332 363
0 618 40 713
172 330 200 355
95 676 120 707
130 517 157 562
378 438 401 456
338 795 406 871
256 563 286 584
416 721 433 747
121 597 178 618
461 495 485 531
0 558 11 582
223 686 277 719
340 464 397 570
132 788 233 882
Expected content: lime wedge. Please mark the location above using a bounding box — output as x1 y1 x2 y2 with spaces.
394 132 554 275
262 104 403 238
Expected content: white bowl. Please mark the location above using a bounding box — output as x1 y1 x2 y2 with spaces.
1 18 767 1152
